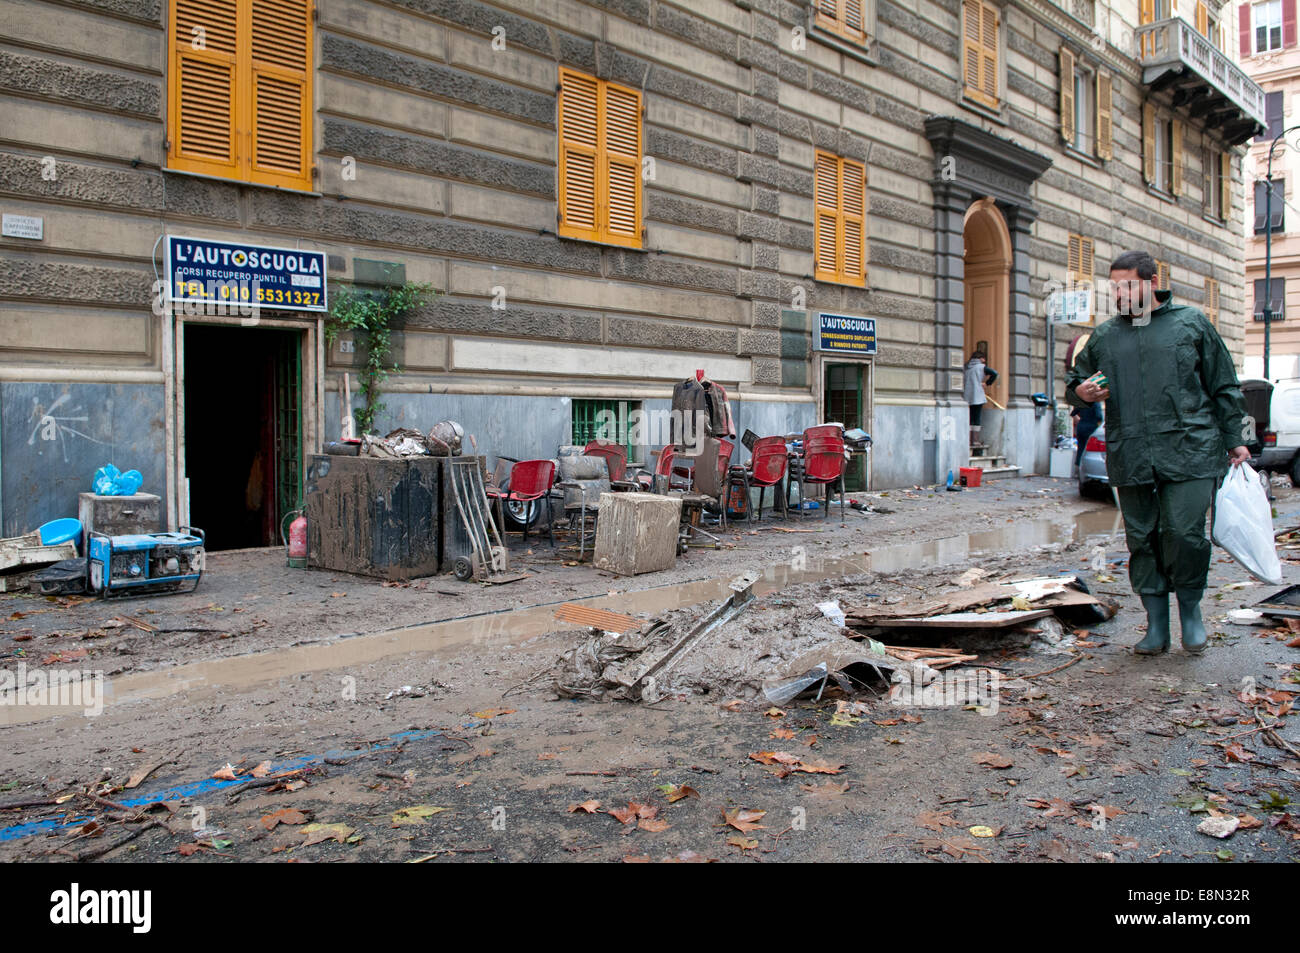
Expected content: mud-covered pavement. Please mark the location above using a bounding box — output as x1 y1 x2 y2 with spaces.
2 475 1298 863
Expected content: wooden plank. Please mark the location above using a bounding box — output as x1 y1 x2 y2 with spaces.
554 603 640 633
868 609 1053 629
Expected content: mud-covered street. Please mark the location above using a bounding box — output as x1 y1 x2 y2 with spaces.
2 476 1298 864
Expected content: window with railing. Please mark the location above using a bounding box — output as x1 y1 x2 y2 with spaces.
1254 179 1286 232
1255 278 1285 321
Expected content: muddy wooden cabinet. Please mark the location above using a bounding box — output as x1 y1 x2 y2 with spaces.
77 492 161 550
304 455 442 580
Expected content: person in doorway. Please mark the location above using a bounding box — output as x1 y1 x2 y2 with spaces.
963 349 998 448
1067 251 1249 655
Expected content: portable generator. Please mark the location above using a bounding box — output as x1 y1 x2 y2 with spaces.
87 528 205 597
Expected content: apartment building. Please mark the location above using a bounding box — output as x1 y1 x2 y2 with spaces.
0 0 1262 545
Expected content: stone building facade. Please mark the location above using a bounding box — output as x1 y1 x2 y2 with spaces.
0 0 1261 546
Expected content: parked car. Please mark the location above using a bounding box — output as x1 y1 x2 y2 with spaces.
1077 424 1109 498
1245 378 1300 485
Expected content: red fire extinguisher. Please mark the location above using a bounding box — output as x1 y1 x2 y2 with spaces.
285 509 307 569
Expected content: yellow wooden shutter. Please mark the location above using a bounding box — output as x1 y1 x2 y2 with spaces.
249 0 312 190
1156 260 1170 289
169 0 240 180
1171 119 1184 195
814 150 841 282
1140 0 1155 55
1067 234 1081 278
558 69 600 242
1059 47 1075 147
981 2 999 105
1204 277 1219 326
841 158 866 286
603 81 642 247
1220 151 1232 221
1096 71 1113 160
168 0 311 190
1195 0 1207 35
1142 102 1155 183
1081 237 1094 281
815 0 840 34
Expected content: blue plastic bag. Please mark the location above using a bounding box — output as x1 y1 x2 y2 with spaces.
92 464 143 496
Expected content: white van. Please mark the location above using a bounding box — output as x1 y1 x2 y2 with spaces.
1250 378 1300 483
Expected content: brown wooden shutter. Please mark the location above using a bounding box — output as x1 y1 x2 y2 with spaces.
1140 0 1155 56
814 150 841 282
815 0 840 34
1142 102 1156 183
1220 151 1232 220
1096 71 1113 160
1059 47 1075 147
1287 0 1298 47
1171 119 1184 195
842 0 865 43
1205 277 1219 326
249 0 311 190
981 3 999 105
1195 1 1207 36
1067 234 1081 278
963 0 983 102
169 0 240 179
603 81 642 247
841 158 866 286
558 69 600 242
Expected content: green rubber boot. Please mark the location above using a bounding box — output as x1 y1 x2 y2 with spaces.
1136 594 1171 655
1176 590 1207 654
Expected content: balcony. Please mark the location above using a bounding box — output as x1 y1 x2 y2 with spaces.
1136 17 1265 145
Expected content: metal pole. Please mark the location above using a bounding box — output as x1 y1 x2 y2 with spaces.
1263 125 1300 379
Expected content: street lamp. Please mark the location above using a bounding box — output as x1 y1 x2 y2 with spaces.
1263 124 1300 379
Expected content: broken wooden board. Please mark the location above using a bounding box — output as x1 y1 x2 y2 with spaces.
866 609 1053 629
845 576 1103 626
554 603 640 634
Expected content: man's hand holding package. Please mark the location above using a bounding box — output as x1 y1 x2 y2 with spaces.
1076 375 1110 403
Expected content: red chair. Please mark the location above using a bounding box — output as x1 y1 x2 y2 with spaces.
746 436 789 521
485 459 556 546
796 430 847 521
650 446 693 491
583 441 639 491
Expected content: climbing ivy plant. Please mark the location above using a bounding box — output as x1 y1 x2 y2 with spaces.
326 276 435 435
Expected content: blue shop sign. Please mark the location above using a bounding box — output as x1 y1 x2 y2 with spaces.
166 235 328 313
816 312 876 356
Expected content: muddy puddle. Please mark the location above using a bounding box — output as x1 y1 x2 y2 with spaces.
0 507 1122 724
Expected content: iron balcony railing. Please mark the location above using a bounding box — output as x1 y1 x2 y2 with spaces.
1136 17 1266 127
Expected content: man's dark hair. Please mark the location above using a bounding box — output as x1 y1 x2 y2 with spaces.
1110 250 1156 280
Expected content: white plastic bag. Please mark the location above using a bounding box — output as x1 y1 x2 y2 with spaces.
1212 462 1282 585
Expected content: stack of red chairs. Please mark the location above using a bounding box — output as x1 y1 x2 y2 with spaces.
746 436 789 521
793 426 846 521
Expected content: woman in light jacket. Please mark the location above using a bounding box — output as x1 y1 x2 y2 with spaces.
964 349 998 448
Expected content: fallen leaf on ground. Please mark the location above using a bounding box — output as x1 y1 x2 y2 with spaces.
726 835 758 850
638 817 670 832
261 808 309 830
770 727 796 740
722 807 766 832
800 780 850 796
915 810 960 832
1225 743 1256 763
567 800 601 814
472 707 516 720
300 823 355 846
764 707 785 718
391 805 447 826
661 784 699 803
974 752 1013 769
249 761 273 778
211 764 239 781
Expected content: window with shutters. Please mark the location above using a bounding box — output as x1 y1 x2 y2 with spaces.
1254 0 1284 52
1145 110 1179 196
1067 233 1094 323
1204 278 1219 327
813 151 867 288
1074 66 1094 156
557 69 643 249
167 0 313 191
962 0 1001 110
1257 90 1284 141
812 0 877 49
1254 178 1286 232
1255 277 1285 320
1203 145 1224 219
1139 0 1172 56
1195 0 1209 36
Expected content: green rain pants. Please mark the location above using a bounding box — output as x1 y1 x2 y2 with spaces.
1115 478 1218 595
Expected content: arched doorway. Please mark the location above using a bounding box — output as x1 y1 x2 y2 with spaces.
962 197 1011 451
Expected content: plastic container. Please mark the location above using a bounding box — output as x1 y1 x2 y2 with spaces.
38 517 82 547
959 466 982 487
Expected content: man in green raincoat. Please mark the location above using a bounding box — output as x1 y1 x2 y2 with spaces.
1066 251 1250 655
